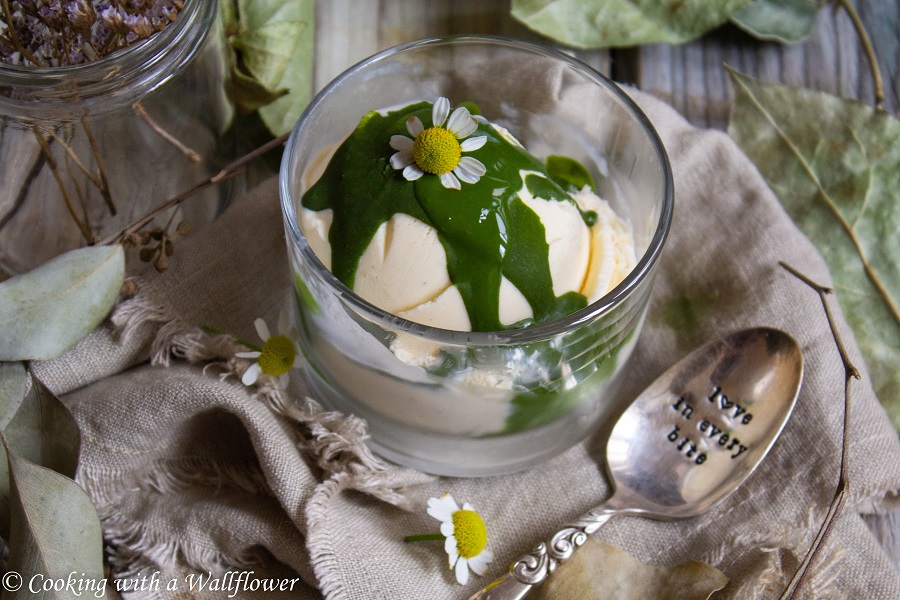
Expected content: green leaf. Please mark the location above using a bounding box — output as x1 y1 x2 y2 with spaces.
0 245 124 361
219 0 237 32
4 445 104 600
731 0 821 44
230 64 289 115
237 0 302 30
727 68 900 431
0 363 27 432
0 368 81 540
257 2 314 136
546 155 596 192
227 0 315 136
230 21 305 90
510 0 753 49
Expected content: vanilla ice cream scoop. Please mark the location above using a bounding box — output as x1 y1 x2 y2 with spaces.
299 98 636 333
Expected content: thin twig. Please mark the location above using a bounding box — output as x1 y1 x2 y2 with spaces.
64 144 93 233
98 132 290 245
134 101 202 163
32 127 92 242
48 130 103 189
778 262 860 599
0 151 45 234
80 115 117 216
835 0 884 111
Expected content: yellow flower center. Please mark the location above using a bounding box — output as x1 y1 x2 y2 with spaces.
258 335 296 377
413 127 461 175
452 510 487 559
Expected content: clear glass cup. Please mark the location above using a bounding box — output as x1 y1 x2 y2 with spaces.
280 35 673 477
0 0 233 275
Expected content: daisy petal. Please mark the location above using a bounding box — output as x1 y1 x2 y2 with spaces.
390 150 413 170
433 97 450 127
454 168 478 185
438 494 460 513
241 363 262 386
428 497 455 521
406 116 424 137
468 550 493 575
460 135 487 152
445 536 458 567
235 351 261 359
440 521 455 537
390 135 414 152
447 106 477 139
462 502 475 512
454 157 486 184
254 318 270 342
403 164 425 181
279 373 290 387
439 171 461 190
455 557 470 585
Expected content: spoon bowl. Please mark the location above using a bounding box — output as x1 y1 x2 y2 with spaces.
471 327 803 600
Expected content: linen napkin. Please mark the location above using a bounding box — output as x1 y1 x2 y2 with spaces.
33 88 900 600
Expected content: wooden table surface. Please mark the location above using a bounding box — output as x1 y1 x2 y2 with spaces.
312 0 900 576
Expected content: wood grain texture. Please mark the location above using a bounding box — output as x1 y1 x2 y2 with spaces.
313 0 610 94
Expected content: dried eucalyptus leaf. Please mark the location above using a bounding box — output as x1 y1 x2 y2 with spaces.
0 369 80 540
226 0 314 136
0 362 27 431
0 362 27 539
727 68 900 430
219 0 237 32
230 21 304 90
531 538 728 600
4 372 80 480
257 2 314 136
237 0 302 30
0 245 124 361
231 67 289 115
4 447 104 599
510 0 752 49
731 0 821 44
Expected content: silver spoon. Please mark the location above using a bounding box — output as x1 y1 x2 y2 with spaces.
470 327 803 600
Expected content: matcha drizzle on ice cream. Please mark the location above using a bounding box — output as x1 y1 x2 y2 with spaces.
299 98 636 333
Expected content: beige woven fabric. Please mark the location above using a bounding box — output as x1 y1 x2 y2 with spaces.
34 89 900 600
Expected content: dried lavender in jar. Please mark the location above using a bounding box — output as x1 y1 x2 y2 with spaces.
0 0 185 66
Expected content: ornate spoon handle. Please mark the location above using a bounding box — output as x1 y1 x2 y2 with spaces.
468 505 620 600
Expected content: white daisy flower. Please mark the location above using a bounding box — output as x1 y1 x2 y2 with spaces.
389 97 488 190
235 318 301 387
426 493 494 585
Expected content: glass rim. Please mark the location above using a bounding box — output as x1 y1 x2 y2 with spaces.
280 34 674 346
0 0 213 109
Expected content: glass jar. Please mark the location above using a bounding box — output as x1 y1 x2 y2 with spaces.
0 0 233 275
280 36 673 477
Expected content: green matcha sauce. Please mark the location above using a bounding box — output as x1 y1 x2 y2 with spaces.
301 101 594 332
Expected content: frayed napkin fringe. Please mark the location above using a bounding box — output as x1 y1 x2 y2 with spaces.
306 474 353 600
102 507 262 582
77 456 269 510
112 293 240 367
